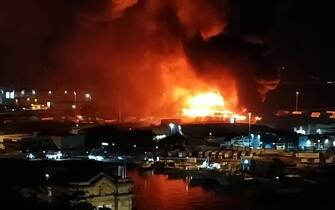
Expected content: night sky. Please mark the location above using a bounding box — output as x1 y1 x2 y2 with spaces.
0 0 334 115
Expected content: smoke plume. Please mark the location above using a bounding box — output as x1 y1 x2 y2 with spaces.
0 0 280 118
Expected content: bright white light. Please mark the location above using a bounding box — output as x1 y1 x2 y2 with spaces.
155 146 159 150
316 129 322 134
230 118 235 124
46 101 51 108
243 159 249 164
257 134 260 139
275 176 279 180
306 140 311 146
21 90 25 95
32 90 36 95
34 98 37 102
48 90 52 94
46 151 62 160
15 99 18 103
154 134 167 140
64 90 68 94
27 97 30 101
295 126 306 135
112 142 115 146
5 92 10 99
45 173 50 180
133 144 137 148
95 156 104 161
27 153 35 159
169 123 175 129
333 141 335 147
317 140 320 143
72 104 76 109
88 155 104 161
209 132 212 136
101 142 109 146
85 93 91 99
325 139 329 144
156 156 160 161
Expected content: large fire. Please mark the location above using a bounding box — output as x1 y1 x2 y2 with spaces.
183 91 224 117
180 90 247 122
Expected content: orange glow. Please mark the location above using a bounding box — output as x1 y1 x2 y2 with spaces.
174 88 247 122
182 91 225 117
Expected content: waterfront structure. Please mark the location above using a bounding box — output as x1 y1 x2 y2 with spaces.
44 171 133 210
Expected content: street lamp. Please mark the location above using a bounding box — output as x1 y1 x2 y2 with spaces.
248 112 252 147
295 91 300 111
73 91 77 102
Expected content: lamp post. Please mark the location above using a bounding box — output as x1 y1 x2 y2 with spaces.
248 112 252 147
295 91 299 111
73 91 77 102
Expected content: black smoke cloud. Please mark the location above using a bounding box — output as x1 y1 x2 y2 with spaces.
0 0 284 117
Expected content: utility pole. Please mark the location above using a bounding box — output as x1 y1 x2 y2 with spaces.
295 91 300 111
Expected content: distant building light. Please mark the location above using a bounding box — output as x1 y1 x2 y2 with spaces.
155 146 159 150
255 116 262 121
27 153 35 159
153 134 167 141
64 90 68 94
333 141 335 147
48 90 52 95
15 99 18 103
34 98 38 102
5 91 15 99
27 97 30 101
133 144 137 148
295 126 306 135
72 104 76 109
311 112 321 118
88 155 104 161
306 140 312 146
85 93 91 99
316 129 322 134
243 159 249 164
112 142 115 146
32 90 36 95
169 123 175 129
101 142 109 146
317 139 320 143
325 139 329 144
46 101 51 108
45 173 50 180
209 132 212 136
292 111 302 115
21 90 25 95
